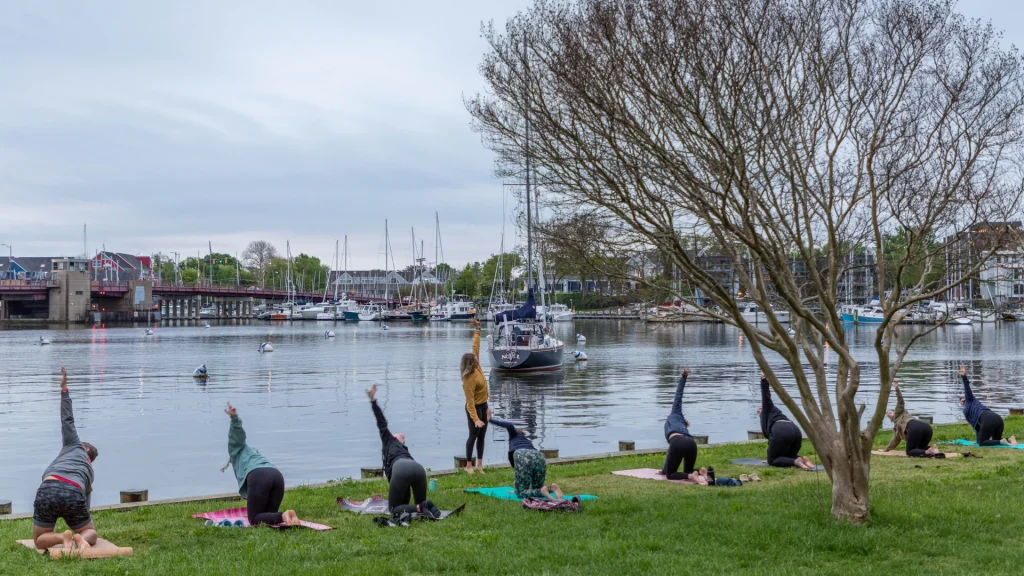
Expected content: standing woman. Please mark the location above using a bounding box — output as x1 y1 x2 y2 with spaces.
224 403 301 527
461 318 488 474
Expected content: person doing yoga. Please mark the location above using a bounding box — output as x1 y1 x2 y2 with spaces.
879 380 944 457
487 408 564 499
959 366 1017 447
224 403 302 527
758 373 815 469
367 384 441 518
657 369 710 484
32 367 99 552
461 318 488 474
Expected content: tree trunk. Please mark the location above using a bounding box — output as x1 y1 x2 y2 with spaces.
829 447 871 524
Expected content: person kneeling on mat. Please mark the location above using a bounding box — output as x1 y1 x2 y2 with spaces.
33 367 99 551
367 384 441 519
959 365 1017 447
487 408 563 499
879 380 944 457
224 403 302 527
758 372 815 469
657 368 709 484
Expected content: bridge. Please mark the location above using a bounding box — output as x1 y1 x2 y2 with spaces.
91 281 386 303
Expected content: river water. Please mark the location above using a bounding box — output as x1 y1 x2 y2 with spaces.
1 319 1021 513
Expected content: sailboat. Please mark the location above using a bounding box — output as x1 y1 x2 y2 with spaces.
488 81 565 372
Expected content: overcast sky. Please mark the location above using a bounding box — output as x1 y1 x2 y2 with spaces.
0 1 1017 269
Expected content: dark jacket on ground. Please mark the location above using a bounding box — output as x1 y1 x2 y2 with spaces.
664 374 691 440
760 378 789 439
490 417 536 467
372 400 413 480
42 391 94 508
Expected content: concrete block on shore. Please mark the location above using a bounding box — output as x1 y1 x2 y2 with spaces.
360 467 383 479
693 435 709 445
1010 407 1024 416
454 455 470 469
0 500 11 515
747 430 766 440
120 490 148 504
541 448 559 459
618 440 635 451
918 415 933 424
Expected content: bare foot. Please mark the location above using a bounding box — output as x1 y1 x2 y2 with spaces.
539 485 552 499
62 530 73 550
749 473 761 482
283 510 301 526
550 483 563 499
1004 436 1018 446
740 474 750 482
464 465 474 474
694 474 708 486
475 466 486 475
73 534 91 550
699 466 708 478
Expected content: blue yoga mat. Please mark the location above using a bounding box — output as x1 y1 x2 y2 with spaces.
465 486 598 501
941 439 1024 450
730 458 824 471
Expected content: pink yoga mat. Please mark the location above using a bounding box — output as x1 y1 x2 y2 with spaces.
611 468 698 485
192 507 333 531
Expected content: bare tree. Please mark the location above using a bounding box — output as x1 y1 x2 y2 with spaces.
242 240 278 288
468 0 1024 523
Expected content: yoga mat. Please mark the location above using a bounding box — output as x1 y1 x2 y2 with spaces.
611 468 698 485
192 508 333 531
465 486 598 501
17 538 133 559
336 496 466 520
940 439 1024 450
871 450 959 458
730 458 825 471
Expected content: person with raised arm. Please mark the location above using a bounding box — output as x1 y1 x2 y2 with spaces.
32 367 99 551
879 381 944 457
460 318 489 474
367 384 441 518
487 408 563 499
658 368 708 484
959 365 1017 447
224 403 301 527
758 372 815 469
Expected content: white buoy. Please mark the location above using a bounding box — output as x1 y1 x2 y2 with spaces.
382 324 390 331
576 334 586 342
787 328 796 336
260 342 274 353
573 350 588 361
39 336 50 346
203 323 211 329
325 330 336 338
145 329 154 336
193 364 208 378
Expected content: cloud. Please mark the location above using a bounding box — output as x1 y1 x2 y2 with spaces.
0 0 530 268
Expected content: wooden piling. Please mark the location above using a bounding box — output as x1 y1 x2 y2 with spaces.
360 467 383 479
747 430 766 440
693 435 709 445
618 441 635 451
454 456 470 469
0 500 11 515
918 415 934 425
541 448 559 459
119 490 148 504
1010 407 1024 416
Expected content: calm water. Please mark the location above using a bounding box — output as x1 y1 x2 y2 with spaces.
1 319 1022 513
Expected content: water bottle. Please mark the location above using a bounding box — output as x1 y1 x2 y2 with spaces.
429 478 438 491
707 466 716 486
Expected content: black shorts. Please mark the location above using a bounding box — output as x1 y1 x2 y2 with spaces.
32 480 92 531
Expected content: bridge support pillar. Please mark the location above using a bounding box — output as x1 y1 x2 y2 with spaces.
194 297 201 321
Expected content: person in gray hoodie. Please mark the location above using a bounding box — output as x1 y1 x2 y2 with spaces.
32 367 99 551
224 403 302 526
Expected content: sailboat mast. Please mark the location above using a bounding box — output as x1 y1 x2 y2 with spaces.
333 239 340 301
384 220 390 307
523 35 534 291
435 213 440 302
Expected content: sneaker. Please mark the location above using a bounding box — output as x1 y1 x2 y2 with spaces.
420 500 442 520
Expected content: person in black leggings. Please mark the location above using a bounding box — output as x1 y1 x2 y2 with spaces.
958 365 1017 447
224 403 301 527
658 369 708 484
758 373 814 469
366 384 441 519
879 380 944 457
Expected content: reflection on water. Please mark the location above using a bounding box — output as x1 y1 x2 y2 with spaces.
0 320 1022 512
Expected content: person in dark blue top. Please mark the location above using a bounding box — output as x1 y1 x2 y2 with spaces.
758 372 815 469
959 365 1017 446
657 369 708 483
488 408 563 499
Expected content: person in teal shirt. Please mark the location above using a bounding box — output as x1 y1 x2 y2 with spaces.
225 403 301 526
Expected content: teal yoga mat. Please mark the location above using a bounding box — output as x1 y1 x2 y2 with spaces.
940 439 1024 449
465 486 598 501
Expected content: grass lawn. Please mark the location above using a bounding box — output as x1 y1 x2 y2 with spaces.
3 418 1023 575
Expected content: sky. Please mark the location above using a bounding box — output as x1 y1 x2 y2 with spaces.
0 1 1018 270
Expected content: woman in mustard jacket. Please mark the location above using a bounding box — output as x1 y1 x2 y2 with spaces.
461 318 489 474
